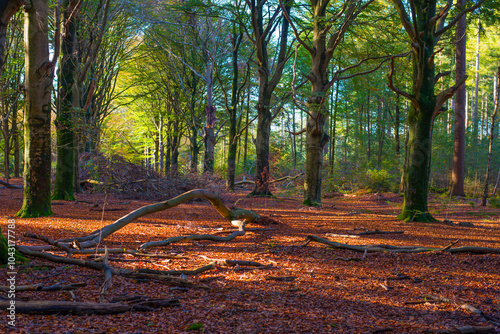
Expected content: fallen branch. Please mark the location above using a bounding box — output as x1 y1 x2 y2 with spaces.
0 282 86 292
355 229 404 236
438 326 495 334
235 173 304 186
42 189 259 250
305 235 500 254
0 298 180 315
0 179 22 189
139 228 246 251
266 276 296 282
16 246 207 289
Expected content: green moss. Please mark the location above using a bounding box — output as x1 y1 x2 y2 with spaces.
0 228 28 265
397 209 436 223
302 199 321 207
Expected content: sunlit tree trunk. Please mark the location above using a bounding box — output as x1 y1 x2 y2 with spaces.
481 60 500 206
451 0 466 196
225 32 244 191
472 19 481 143
17 0 53 217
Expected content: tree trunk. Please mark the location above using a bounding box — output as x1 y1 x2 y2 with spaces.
398 106 435 222
472 20 480 144
248 0 290 197
303 99 329 205
227 108 237 191
190 125 198 174
395 95 400 158
203 60 215 174
389 0 477 221
250 104 272 196
53 0 77 201
481 60 500 206
2 114 9 181
451 0 467 196
0 0 23 75
13 110 19 177
17 0 53 217
226 33 242 191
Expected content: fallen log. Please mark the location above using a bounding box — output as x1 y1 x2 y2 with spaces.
438 325 495 334
139 228 246 251
0 179 22 189
16 247 207 289
0 282 86 292
55 189 259 249
305 235 500 254
0 298 180 315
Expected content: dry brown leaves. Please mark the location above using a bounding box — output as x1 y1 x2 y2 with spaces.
1 180 500 333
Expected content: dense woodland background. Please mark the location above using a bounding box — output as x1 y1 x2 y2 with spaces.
1 0 500 216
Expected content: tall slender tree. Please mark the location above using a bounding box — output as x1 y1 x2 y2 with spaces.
451 0 467 196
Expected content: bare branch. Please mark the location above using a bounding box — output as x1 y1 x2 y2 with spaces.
279 0 314 55
392 0 416 40
436 0 485 38
434 71 451 84
287 128 306 136
433 75 467 120
387 56 418 106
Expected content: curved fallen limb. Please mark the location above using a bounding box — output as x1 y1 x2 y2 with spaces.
55 189 259 248
305 235 500 254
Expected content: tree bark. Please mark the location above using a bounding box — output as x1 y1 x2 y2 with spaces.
53 0 77 201
389 0 480 221
226 33 243 191
203 61 216 174
0 0 23 76
17 0 53 217
248 0 290 197
451 0 467 196
481 60 500 206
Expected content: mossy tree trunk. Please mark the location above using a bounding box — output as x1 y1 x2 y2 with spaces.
53 0 78 201
0 227 27 265
17 0 54 218
389 0 483 221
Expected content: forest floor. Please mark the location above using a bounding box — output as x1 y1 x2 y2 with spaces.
1 178 500 333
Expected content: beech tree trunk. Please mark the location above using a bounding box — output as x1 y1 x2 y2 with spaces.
481 60 500 206
248 0 290 197
226 33 243 191
251 104 272 196
17 0 53 218
53 0 77 201
451 0 467 196
389 0 481 221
